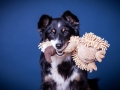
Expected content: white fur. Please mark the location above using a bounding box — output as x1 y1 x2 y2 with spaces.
48 37 79 89
48 53 79 90
58 22 61 28
50 39 59 50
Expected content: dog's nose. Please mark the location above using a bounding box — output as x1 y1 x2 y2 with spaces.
56 43 62 49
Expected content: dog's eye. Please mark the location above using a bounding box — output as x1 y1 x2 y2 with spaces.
62 28 65 32
49 29 56 36
62 28 69 35
52 29 56 33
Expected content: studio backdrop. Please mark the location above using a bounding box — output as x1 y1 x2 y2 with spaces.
0 0 120 90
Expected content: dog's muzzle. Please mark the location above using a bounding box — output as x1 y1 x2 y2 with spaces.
55 42 68 56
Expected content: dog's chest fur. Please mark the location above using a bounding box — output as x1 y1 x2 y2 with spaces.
48 53 80 90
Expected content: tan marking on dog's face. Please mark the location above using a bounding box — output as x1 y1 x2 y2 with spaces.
62 28 65 32
52 29 56 33
44 75 52 82
74 74 80 81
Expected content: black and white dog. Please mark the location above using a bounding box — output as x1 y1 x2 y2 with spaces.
38 11 91 90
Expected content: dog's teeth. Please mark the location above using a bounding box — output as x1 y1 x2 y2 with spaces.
56 51 64 56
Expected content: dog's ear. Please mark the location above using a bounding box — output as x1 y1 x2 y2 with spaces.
61 10 79 25
38 15 52 32
61 10 80 36
38 15 52 42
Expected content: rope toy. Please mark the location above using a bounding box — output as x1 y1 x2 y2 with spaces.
38 32 110 72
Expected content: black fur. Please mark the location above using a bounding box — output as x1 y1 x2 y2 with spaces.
38 10 98 90
57 61 74 80
42 80 56 90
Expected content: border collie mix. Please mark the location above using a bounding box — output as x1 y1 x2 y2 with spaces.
38 10 90 90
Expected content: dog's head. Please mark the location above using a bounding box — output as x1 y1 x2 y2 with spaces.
38 10 80 55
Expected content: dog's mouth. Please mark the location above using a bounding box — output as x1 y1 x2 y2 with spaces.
56 50 65 56
56 45 67 56
55 42 68 56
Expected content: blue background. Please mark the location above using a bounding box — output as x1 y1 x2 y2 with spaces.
0 0 120 90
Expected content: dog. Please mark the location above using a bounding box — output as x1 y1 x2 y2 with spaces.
38 10 91 90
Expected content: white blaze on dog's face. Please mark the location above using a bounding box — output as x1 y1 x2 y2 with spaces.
58 22 61 28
